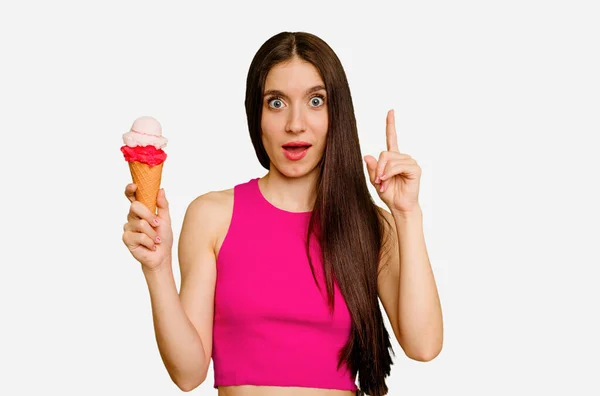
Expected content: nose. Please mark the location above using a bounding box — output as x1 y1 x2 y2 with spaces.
285 106 307 134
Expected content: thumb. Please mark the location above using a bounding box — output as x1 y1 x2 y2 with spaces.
156 188 171 223
363 155 377 184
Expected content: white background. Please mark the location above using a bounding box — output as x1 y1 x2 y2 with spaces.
1 0 598 394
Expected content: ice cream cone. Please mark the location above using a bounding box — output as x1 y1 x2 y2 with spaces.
129 161 164 214
121 116 167 213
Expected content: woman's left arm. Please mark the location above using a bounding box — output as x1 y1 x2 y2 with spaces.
364 109 443 361
379 207 443 361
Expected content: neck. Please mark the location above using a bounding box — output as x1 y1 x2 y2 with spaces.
259 166 319 213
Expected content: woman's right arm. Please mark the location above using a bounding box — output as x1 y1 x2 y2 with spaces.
133 191 221 391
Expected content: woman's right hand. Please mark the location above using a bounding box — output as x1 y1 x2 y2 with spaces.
122 184 174 271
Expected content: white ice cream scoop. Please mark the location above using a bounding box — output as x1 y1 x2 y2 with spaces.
122 116 168 149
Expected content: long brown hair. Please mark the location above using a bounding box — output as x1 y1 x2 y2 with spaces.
244 31 394 395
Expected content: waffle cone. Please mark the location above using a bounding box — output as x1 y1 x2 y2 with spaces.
128 162 164 214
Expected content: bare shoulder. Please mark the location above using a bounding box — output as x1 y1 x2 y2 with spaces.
183 188 234 254
187 188 233 215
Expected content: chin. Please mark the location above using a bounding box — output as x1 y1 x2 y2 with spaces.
277 162 320 179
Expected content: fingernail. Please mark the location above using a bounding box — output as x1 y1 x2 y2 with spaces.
380 184 384 192
154 218 159 225
152 245 157 251
381 174 387 180
375 176 380 184
155 236 161 243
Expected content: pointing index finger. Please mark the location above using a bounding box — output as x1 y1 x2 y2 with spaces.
386 109 399 152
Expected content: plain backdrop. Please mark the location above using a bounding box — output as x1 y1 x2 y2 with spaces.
1 0 598 395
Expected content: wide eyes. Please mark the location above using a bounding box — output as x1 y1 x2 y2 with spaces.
267 94 326 110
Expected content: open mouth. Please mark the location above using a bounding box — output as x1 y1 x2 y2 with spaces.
282 143 312 160
283 146 310 153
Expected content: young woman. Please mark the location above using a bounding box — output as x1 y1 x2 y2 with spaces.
121 31 443 396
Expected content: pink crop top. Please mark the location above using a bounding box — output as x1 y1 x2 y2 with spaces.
212 178 358 391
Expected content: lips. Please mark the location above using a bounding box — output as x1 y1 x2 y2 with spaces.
282 142 312 161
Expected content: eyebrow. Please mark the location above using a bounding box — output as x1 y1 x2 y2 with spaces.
263 85 326 99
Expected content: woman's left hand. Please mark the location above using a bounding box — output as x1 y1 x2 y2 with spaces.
364 109 422 214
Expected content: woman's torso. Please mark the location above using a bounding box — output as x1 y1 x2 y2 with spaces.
210 179 356 396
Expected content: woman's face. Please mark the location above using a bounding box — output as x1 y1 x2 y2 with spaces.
261 57 328 178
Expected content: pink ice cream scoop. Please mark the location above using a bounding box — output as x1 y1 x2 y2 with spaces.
122 116 168 150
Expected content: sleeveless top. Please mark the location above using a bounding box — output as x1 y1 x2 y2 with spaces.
212 177 358 391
